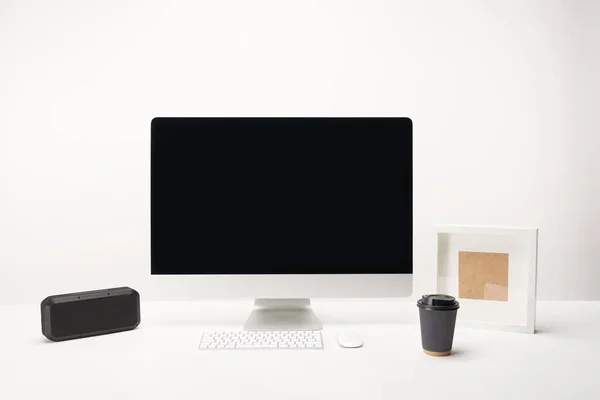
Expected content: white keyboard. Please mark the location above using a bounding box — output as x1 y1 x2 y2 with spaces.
199 330 323 350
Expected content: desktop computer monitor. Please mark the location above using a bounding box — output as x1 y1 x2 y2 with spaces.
151 117 412 330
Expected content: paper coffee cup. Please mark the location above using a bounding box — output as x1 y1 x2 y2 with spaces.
417 294 459 357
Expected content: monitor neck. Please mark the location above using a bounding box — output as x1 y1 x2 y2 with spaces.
243 298 323 331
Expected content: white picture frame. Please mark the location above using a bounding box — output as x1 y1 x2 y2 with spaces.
432 225 538 334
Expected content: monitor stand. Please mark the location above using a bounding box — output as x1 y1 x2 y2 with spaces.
243 299 323 331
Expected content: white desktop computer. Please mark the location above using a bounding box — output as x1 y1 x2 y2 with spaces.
150 117 413 332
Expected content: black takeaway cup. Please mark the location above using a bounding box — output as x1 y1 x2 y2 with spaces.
417 294 460 357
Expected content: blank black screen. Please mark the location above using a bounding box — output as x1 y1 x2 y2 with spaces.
151 118 412 275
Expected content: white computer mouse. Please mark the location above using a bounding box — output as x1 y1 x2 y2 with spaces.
336 331 363 348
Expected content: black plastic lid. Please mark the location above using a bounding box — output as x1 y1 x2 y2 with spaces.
417 294 460 310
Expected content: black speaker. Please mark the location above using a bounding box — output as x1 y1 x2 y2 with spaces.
41 287 140 342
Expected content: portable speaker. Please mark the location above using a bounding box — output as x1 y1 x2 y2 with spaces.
41 287 140 342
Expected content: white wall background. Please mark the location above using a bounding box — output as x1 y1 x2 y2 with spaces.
0 0 598 304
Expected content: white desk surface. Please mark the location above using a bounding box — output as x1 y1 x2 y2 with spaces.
0 300 597 400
